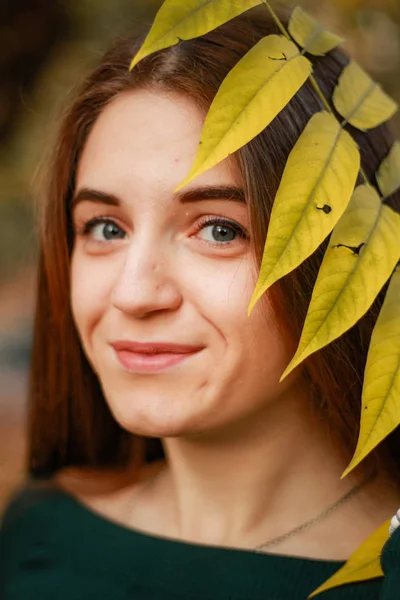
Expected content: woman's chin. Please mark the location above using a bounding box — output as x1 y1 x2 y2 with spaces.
108 401 206 440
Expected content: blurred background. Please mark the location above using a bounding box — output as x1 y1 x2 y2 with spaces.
0 0 399 511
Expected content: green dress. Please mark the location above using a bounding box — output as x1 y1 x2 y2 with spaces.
1 484 399 599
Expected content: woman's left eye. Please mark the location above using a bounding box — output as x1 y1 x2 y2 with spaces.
196 218 247 244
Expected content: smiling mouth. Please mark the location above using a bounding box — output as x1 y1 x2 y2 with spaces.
110 341 204 373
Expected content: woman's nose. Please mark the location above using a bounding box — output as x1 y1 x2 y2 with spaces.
110 239 183 319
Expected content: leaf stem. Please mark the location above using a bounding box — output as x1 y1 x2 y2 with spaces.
261 0 290 39
309 75 332 112
360 170 370 185
261 0 370 187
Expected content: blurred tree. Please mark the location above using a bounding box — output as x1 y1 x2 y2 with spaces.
332 0 397 13
0 0 69 141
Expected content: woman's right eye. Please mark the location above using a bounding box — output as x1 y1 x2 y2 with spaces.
83 218 126 242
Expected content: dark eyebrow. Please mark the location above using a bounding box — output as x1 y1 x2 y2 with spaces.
70 185 246 209
71 189 120 209
177 185 246 204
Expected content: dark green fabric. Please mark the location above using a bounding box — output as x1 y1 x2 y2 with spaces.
0 485 399 599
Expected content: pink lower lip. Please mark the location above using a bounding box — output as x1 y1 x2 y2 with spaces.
114 349 200 373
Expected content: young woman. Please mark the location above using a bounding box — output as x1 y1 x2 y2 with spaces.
1 5 400 599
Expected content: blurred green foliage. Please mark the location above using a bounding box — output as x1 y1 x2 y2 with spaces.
0 0 399 282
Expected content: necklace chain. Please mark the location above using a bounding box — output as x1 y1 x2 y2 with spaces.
140 467 376 553
254 471 376 553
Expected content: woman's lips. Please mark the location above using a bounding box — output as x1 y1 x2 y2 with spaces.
110 341 203 373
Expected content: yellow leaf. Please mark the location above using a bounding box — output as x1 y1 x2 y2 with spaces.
333 61 398 130
280 185 400 381
376 141 400 199
343 266 400 476
175 35 312 191
130 0 263 70
288 6 343 56
309 519 390 598
248 112 360 314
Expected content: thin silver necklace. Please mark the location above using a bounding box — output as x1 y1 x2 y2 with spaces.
139 468 376 553
254 471 376 553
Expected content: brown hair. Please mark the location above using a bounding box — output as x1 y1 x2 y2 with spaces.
28 6 400 479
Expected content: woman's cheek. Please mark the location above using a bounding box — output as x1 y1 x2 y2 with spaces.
70 252 114 339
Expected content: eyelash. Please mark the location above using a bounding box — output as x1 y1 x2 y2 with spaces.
79 215 249 246
196 216 249 245
81 216 121 237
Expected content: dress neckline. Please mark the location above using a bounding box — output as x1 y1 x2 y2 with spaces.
50 482 345 564
15 484 360 600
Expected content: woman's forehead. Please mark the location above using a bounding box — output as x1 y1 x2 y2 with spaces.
76 89 241 202
82 88 204 157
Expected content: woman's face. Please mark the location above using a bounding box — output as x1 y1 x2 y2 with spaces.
71 89 298 439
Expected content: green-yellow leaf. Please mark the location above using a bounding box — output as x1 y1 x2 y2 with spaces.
309 519 390 597
248 111 360 314
343 266 400 476
376 141 400 198
288 6 343 56
130 0 263 70
175 35 311 191
280 185 400 381
333 61 398 130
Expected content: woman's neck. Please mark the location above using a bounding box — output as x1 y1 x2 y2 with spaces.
137 390 385 557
